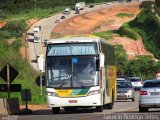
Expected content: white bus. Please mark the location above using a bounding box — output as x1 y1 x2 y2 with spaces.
40 35 117 114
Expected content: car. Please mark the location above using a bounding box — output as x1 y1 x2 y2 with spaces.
139 79 160 112
116 78 126 82
118 75 130 81
106 2 112 5
116 81 135 102
129 77 143 90
89 4 94 8
75 10 80 14
60 16 65 19
55 20 60 23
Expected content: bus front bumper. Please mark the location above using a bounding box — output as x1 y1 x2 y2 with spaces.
47 94 101 108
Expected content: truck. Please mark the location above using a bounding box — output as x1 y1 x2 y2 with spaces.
33 26 41 33
75 2 85 10
36 35 117 114
33 32 40 43
63 7 71 15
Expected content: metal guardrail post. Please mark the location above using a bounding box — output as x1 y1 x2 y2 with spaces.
25 32 28 62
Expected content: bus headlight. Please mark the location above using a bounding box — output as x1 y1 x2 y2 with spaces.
88 90 100 96
46 91 58 97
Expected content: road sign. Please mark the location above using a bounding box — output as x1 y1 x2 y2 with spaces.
156 73 160 79
0 63 19 83
0 84 21 92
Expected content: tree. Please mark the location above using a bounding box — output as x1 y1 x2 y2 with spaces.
114 45 128 76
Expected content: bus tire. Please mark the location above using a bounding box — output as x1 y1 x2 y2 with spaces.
96 105 103 112
103 92 107 109
52 107 60 114
107 91 114 109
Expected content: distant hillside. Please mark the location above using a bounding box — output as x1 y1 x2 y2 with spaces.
0 0 113 14
119 0 160 59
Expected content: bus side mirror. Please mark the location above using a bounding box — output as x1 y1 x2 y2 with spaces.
100 53 105 68
36 76 45 86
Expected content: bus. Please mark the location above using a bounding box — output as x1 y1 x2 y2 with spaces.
43 35 117 114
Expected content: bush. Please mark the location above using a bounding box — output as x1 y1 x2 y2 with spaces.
139 1 155 9
118 27 139 40
2 20 27 38
0 30 12 39
94 30 113 40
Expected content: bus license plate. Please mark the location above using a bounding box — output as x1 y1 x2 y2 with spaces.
69 100 77 103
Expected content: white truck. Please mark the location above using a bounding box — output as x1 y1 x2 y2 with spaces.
75 2 85 10
33 26 41 33
34 32 40 43
63 7 71 15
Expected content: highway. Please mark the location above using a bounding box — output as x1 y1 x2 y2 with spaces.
26 1 121 71
18 92 140 120
22 1 160 120
16 92 160 120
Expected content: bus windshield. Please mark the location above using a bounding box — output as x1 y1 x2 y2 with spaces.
46 56 99 88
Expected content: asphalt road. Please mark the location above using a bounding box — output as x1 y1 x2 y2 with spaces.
9 92 160 120
16 92 140 120
27 1 130 71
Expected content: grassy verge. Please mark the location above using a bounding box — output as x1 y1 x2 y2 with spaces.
1 6 65 21
0 7 66 105
116 13 134 18
93 30 117 40
51 32 64 38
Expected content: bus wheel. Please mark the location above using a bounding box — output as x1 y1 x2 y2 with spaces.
52 107 60 114
107 92 114 109
96 105 103 112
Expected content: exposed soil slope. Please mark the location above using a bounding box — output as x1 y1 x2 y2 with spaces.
53 2 155 59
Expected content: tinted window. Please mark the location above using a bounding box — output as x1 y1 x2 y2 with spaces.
117 82 132 88
143 81 160 88
130 78 141 82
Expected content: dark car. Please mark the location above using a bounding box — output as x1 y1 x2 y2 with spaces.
55 20 60 23
89 4 94 8
60 16 65 19
75 11 80 14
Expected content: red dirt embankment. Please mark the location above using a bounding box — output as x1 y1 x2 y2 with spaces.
53 2 155 59
0 21 7 29
20 18 40 59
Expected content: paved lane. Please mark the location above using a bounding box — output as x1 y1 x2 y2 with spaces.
17 92 139 120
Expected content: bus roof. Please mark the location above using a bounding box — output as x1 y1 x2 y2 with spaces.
47 35 100 44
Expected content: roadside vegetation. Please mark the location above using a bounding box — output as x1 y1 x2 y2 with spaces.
117 0 160 59
94 30 115 39
0 0 115 104
0 0 160 104
116 13 134 18
94 0 160 80
0 20 46 104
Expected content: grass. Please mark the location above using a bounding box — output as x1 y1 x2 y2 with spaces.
2 7 65 21
93 26 101 31
116 13 134 18
93 30 115 40
51 32 64 38
0 38 46 104
0 6 67 105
